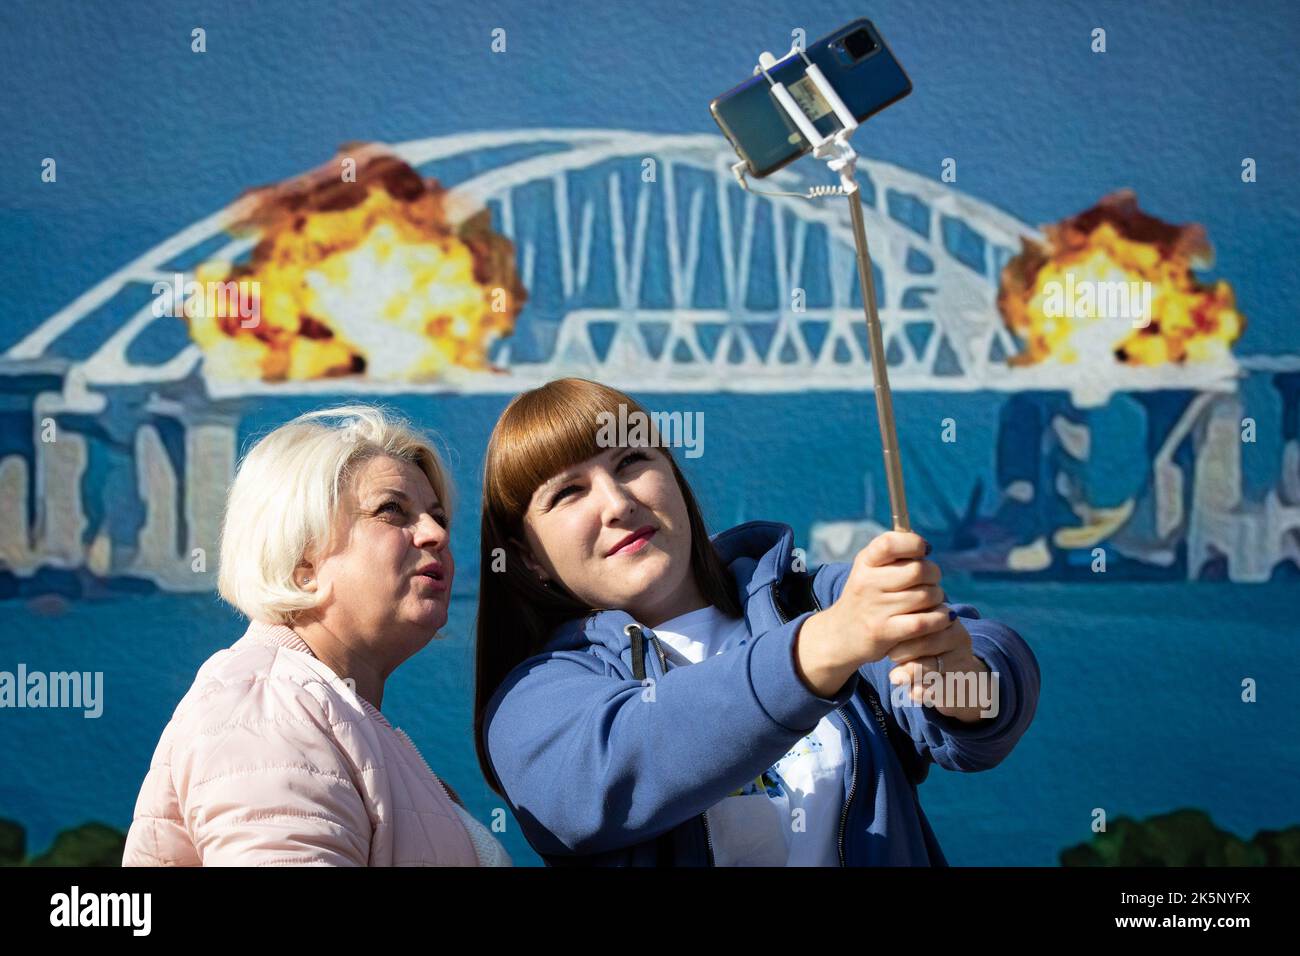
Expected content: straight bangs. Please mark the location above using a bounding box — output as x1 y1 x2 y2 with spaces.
485 378 652 530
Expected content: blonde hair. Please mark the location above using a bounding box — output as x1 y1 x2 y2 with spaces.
217 404 454 624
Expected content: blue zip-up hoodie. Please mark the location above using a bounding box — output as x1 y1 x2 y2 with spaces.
484 520 1040 866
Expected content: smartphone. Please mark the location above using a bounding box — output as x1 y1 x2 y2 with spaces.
709 18 912 179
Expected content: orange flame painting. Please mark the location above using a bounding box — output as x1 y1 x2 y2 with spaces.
998 189 1244 368
184 144 527 382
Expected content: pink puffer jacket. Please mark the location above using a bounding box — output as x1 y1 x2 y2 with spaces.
123 619 507 866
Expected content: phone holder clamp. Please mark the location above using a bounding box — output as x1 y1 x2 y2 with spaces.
753 46 861 196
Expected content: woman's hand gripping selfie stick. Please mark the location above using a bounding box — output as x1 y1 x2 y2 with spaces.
732 46 911 531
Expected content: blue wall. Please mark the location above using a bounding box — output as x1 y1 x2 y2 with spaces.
2 0 1298 866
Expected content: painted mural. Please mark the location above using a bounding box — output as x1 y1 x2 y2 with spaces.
2 0 1296 868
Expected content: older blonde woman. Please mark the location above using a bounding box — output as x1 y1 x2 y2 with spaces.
123 405 509 867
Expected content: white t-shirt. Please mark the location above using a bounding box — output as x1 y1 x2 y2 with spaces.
651 604 851 866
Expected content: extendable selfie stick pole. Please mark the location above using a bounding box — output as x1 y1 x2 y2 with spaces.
730 44 911 532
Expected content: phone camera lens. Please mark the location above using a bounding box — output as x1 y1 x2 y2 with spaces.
843 28 878 61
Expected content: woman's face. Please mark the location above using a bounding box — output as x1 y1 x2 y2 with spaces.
302 454 454 659
518 445 701 627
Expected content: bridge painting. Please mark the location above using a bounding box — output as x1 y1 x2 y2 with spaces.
1 131 1297 594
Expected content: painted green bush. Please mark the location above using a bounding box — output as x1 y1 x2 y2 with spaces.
1061 809 1300 866
0 818 125 867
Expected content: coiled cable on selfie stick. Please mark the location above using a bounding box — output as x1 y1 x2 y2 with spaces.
729 43 911 532
731 163 851 200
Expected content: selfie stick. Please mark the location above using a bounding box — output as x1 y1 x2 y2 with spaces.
731 45 911 533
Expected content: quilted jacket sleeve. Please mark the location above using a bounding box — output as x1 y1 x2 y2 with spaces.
169 670 376 866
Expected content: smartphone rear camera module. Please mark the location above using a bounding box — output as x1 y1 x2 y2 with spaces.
842 27 879 61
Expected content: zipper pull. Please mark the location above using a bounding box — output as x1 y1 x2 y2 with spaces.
624 623 648 682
